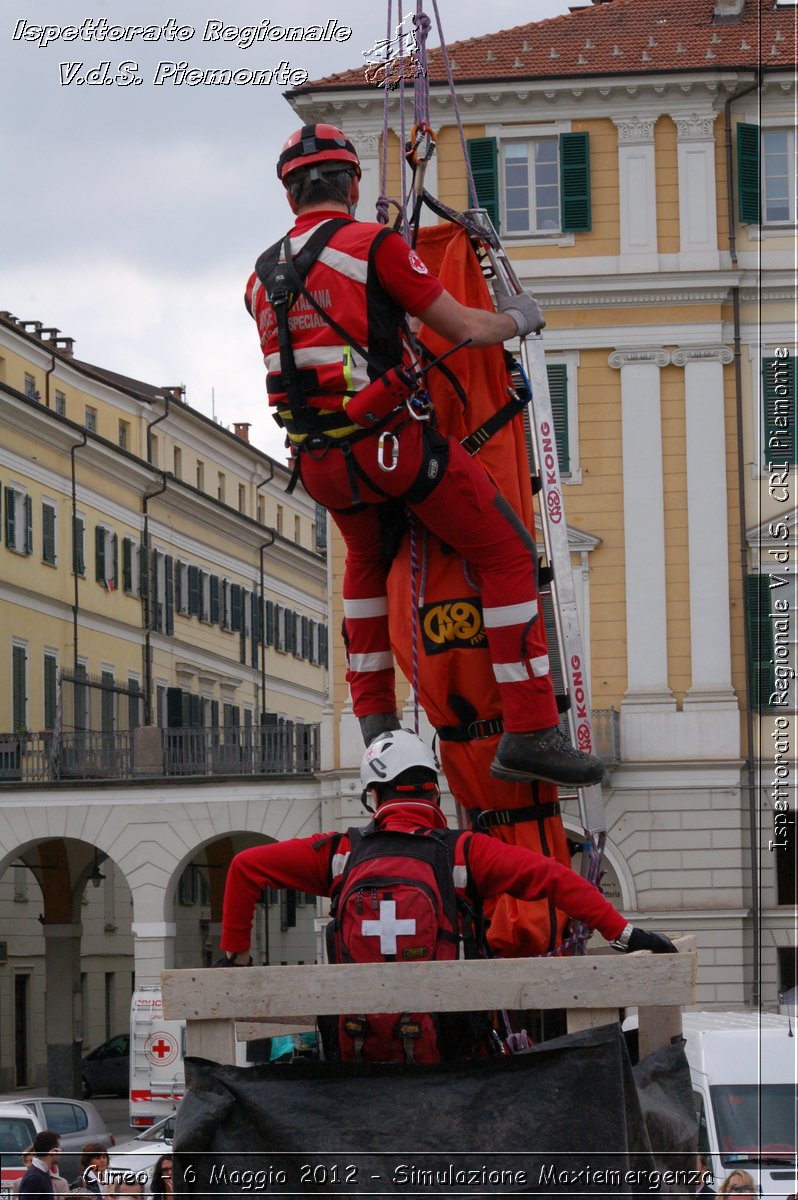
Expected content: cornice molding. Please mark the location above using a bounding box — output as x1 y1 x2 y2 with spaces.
609 348 670 368
672 344 734 365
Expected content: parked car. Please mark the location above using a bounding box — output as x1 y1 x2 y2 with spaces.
108 1113 175 1186
0 1103 41 1197
81 1032 130 1099
0 1097 114 1184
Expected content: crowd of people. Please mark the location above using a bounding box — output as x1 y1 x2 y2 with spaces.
13 1131 172 1198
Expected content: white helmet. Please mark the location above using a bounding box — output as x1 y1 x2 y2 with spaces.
359 730 439 791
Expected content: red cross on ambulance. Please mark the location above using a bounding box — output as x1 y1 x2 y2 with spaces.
361 900 416 955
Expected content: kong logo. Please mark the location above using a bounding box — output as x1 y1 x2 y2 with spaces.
420 599 486 655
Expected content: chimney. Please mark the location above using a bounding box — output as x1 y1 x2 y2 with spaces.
233 422 251 443
713 0 745 20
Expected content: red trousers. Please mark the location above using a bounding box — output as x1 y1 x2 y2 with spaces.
299 418 559 733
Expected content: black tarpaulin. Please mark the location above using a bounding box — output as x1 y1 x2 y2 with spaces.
173 1023 697 1197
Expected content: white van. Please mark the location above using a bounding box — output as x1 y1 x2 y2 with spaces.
129 985 272 1129
682 1011 797 1199
129 986 186 1129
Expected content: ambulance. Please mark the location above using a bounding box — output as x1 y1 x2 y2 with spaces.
129 986 186 1128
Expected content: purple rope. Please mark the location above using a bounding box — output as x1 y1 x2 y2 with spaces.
397 0 411 240
378 0 393 213
408 515 421 733
430 0 478 207
413 6 432 128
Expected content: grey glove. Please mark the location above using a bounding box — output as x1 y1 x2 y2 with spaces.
496 290 546 337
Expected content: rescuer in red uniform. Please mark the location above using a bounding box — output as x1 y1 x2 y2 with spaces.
219 731 677 975
245 123 604 788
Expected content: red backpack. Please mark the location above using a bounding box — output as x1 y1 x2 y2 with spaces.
323 822 491 1064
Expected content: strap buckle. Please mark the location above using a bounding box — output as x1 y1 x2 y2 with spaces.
406 390 431 422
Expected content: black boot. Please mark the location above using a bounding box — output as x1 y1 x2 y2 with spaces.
490 727 605 787
358 712 401 746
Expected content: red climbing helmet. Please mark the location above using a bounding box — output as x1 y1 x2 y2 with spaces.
276 123 362 183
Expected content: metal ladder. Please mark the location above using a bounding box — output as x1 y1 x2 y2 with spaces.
466 208 608 898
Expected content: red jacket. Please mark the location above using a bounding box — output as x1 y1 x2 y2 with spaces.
220 803 626 953
245 210 442 414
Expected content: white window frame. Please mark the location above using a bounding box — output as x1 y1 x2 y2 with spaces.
762 125 797 227
486 121 575 247
42 498 58 566
546 349 582 485
54 390 66 416
85 405 97 432
5 483 32 555
176 561 189 614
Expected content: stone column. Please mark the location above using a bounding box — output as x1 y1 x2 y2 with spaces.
613 116 659 271
674 111 720 270
132 922 176 987
673 345 740 752
609 348 674 707
42 923 82 1096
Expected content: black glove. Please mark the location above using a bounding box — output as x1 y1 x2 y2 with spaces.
627 928 678 954
212 953 253 967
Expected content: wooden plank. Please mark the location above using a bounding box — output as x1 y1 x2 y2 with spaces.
162 937 696 1022
186 1018 237 1063
566 1007 619 1034
638 1004 684 1059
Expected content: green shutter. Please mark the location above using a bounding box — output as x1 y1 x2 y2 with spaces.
95 525 106 583
122 538 133 592
210 575 220 624
72 516 85 575
737 123 760 226
12 645 27 731
560 132 591 232
101 670 115 734
165 555 174 636
42 503 56 565
5 487 16 548
188 565 200 616
467 137 500 232
24 495 33 555
744 575 775 710
546 363 570 475
763 355 796 467
44 654 58 730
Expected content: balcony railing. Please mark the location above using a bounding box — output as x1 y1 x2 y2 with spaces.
0 723 320 784
0 711 618 785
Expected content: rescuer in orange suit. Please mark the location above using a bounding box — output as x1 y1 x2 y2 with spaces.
245 123 604 788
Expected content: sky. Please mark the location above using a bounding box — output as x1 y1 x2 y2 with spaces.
1 0 574 461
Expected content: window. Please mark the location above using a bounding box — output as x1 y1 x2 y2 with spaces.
173 446 182 479
763 128 797 225
276 505 284 536
4 486 33 554
238 484 246 514
118 420 129 450
258 495 266 524
127 676 142 730
24 373 38 400
503 140 560 234
468 131 591 236
42 501 57 565
54 390 66 416
745 574 796 711
101 669 116 734
217 471 226 502
315 503 327 551
72 515 86 575
294 514 301 544
762 353 796 467
12 643 27 732
196 459 205 490
44 652 58 729
85 405 97 432
149 433 159 467
41 1102 88 1135
95 526 119 591
122 537 140 595
200 570 211 622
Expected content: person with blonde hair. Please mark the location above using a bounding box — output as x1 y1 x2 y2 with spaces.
717 1169 756 1197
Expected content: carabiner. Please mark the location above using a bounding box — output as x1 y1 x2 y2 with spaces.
406 391 431 422
377 431 399 472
